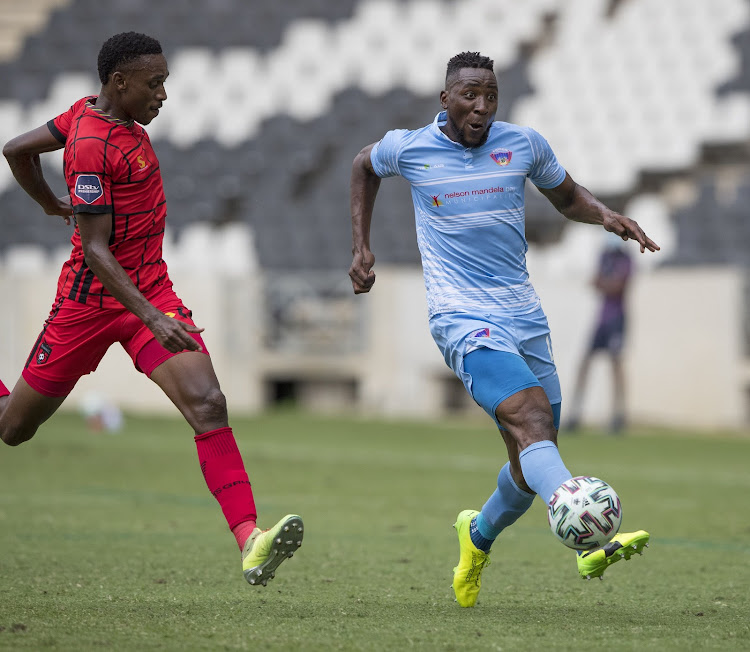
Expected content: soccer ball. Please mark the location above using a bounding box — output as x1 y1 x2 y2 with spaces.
547 476 622 551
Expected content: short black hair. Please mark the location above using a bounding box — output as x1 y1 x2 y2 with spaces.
97 32 162 84
445 51 494 86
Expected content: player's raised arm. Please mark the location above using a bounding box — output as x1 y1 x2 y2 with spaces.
3 125 73 224
539 172 660 254
349 142 381 294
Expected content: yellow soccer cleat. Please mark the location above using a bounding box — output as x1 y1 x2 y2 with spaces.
452 509 491 607
577 530 650 580
242 514 304 586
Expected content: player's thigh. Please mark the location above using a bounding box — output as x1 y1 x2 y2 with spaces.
23 299 118 398
516 313 562 409
429 312 518 381
122 290 208 377
463 348 542 423
0 376 66 438
149 350 221 402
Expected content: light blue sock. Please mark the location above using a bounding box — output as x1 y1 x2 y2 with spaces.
475 463 536 544
518 440 573 506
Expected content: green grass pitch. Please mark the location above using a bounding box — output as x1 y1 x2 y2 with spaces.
0 410 748 650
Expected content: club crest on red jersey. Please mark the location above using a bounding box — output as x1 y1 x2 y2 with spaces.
490 149 512 166
75 174 103 203
36 342 53 365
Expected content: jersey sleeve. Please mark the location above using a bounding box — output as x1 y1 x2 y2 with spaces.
370 129 410 178
68 137 114 215
47 107 73 144
47 97 89 144
525 128 567 189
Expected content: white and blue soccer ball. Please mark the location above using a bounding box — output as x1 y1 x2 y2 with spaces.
547 476 622 551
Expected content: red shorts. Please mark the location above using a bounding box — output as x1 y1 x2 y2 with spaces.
22 285 208 398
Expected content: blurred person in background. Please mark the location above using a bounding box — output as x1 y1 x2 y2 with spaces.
80 391 124 433
349 51 657 607
566 232 634 434
0 32 302 587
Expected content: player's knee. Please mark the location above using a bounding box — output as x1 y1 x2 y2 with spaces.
205 387 227 418
499 402 555 449
520 415 555 449
192 386 227 423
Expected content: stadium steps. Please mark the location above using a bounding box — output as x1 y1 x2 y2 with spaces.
0 0 748 271
0 0 69 63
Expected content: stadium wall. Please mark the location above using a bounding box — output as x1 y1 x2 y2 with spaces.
1 251 747 431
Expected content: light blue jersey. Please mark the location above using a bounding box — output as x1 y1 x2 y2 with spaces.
370 111 566 318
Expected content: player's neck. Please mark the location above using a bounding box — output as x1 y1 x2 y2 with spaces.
439 123 461 144
93 91 134 127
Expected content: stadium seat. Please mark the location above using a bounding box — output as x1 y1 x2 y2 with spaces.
0 0 748 272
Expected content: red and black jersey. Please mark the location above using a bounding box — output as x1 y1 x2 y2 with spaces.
48 96 171 308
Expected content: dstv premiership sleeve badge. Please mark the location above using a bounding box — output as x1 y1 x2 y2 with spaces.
74 175 104 204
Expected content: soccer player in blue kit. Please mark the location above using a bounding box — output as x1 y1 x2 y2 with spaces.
349 52 659 607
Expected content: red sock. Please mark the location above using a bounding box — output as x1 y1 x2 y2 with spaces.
231 521 258 550
0 379 9 397
194 427 257 549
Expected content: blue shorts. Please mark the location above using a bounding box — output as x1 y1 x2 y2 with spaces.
590 315 625 353
429 308 562 423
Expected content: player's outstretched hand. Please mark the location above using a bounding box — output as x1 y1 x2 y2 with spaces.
45 195 73 225
150 313 205 353
603 211 660 254
349 248 376 294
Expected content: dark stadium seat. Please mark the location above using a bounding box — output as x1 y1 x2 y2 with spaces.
4 73 47 107
0 0 747 275
666 171 750 266
719 27 750 94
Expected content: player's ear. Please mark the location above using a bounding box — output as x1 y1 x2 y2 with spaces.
111 71 127 91
439 89 448 109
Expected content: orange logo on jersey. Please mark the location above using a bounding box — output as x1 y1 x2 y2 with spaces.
137 155 147 169
165 311 175 318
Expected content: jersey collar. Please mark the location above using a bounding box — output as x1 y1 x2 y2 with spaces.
86 97 135 128
431 111 460 147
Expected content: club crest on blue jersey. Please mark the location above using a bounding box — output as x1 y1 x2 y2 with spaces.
470 328 490 338
490 149 512 166
74 174 103 203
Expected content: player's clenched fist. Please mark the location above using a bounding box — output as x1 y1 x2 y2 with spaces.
349 248 376 294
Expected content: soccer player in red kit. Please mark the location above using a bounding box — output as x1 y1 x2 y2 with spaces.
0 32 302 587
